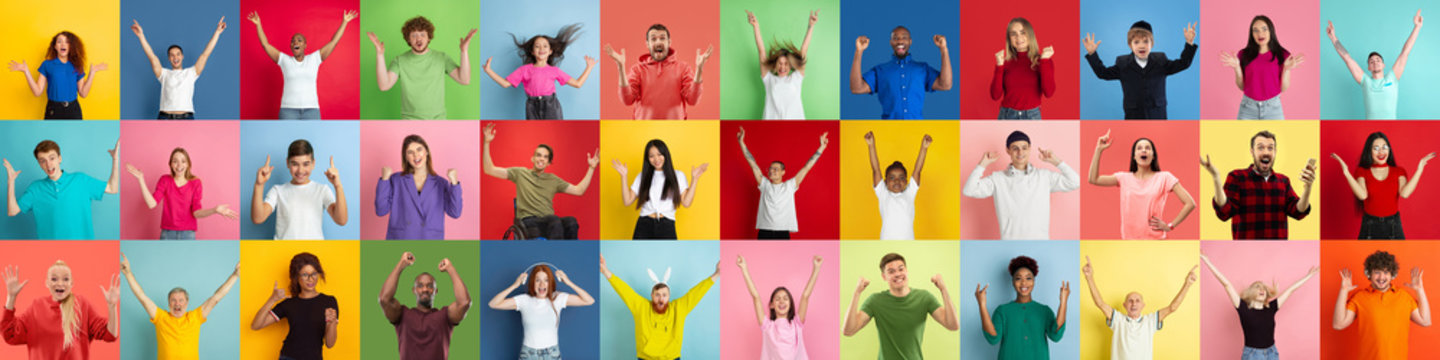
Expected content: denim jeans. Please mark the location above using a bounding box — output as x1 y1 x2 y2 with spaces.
519 345 562 360
998 106 1042 120
157 112 195 120
526 94 564 120
160 230 196 240
1359 213 1405 239
278 107 322 120
1241 346 1279 360
1238 95 1285 120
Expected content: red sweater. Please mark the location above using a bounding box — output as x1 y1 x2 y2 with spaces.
989 51 1056 110
2 296 117 360
619 49 703 120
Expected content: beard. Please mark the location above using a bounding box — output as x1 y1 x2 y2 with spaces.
418 297 433 309
651 301 669 314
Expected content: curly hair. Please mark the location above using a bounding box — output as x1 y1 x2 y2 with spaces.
288 252 326 296
1008 256 1038 277
1364 250 1399 277
401 16 435 40
46 31 86 74
512 23 582 66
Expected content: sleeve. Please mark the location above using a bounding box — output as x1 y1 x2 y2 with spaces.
152 177 168 206
904 177 920 200
1085 52 1121 80
1046 305 1065 342
1152 312 1163 331
989 63 1007 101
190 179 204 212
1050 163 1082 193
923 290 941 313
511 295 527 312
1284 176 1310 220
555 68 573 86
374 177 393 216
607 274 647 315
82 173 107 200
1406 291 1419 312
505 167 522 182
1345 292 1359 313
554 292 570 312
443 53 460 74
1164 172 1180 193
861 66 878 95
982 305 1003 345
263 185 280 207
1213 172 1241 221
83 299 117 342
321 184 338 210
962 166 997 199
386 55 400 72
327 295 339 317
444 180 463 219
271 298 290 320
551 175 570 194
859 292 875 316
619 64 642 105
1039 57 1056 98
679 63 702 106
2 307 28 345
873 181 887 199
672 277 715 316
505 66 528 89
675 171 689 194
1165 42 1199 75
1106 308 1117 329
629 175 641 195
923 64 940 93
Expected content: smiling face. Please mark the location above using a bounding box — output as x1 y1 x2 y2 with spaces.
650 285 671 313
770 288 793 317
1123 292 1145 317
767 162 785 184
47 264 72 302
297 264 320 293
1371 137 1390 164
413 273 436 308
532 37 552 65
170 151 190 179
1008 22 1030 52
881 259 909 291
54 34 72 60
1244 282 1270 304
1133 139 1155 169
646 146 666 170
35 150 62 180
885 167 908 193
890 28 912 57
167 47 184 69
167 291 189 315
532 271 551 298
1250 20 1272 49
1130 36 1153 60
646 29 671 61
1011 267 1035 299
1251 136 1276 173
287 154 315 184
1008 140 1031 171
774 55 794 76
1368 269 1394 292
1368 54 1385 74
405 142 429 174
532 147 552 171
290 34 307 57
408 30 431 53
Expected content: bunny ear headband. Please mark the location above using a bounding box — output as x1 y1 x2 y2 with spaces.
520 262 561 286
647 267 672 287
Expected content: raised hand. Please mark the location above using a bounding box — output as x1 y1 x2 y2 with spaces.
819 132 830 148
3 265 26 299
933 34 947 49
864 131 875 146
813 255 823 268
215 204 239 220
119 253 132 274
437 258 451 272
921 134 933 149
978 151 999 168
92 63 109 72
125 164 143 180
482 57 493 72
856 36 870 52
1183 22 1197 44
514 272 529 286
1038 147 1061 166
974 283 988 302
342 10 358 23
855 277 870 294
691 163 710 179
736 254 747 269
696 45 714 67
809 10 819 27
324 156 340 185
555 269 569 284
1185 265 1199 284
745 10 757 27
460 29 478 50
109 140 120 160
995 49 1007 66
216 16 228 33
131 20 144 36
1082 33 1100 55
737 126 746 142
325 308 338 323
1060 281 1071 302
1096 129 1112 151
1300 159 1317 186
931 273 947 289
1200 155 1218 177
1339 268 1357 293
1416 9 1424 28
256 155 274 186
4 159 18 182
1284 53 1305 70
246 11 261 26
1409 267 1425 290
605 44 625 64
1326 21 1335 40
584 55 597 67
483 122 497 143
587 150 600 168
1041 45 1055 59
611 160 628 178
397 251 415 268
1219 52 1240 69
367 32 384 53
380 166 393 181
102 274 121 305
1420 152 1436 167
447 169 459 184
269 281 286 302
1082 256 1094 278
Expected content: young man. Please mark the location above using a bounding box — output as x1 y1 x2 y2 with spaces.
1326 10 1423 120
1202 131 1315 240
1083 21 1198 119
603 24 713 120
368 16 476 120
849 26 953 119
866 131 931 240
5 139 120 239
600 254 718 360
843 253 959 359
736 127 828 239
1082 256 1197 360
1333 250 1431 360
119 253 239 360
962 130 1081 240
378 252 472 360
129 17 227 119
482 123 597 240
250 139 348 240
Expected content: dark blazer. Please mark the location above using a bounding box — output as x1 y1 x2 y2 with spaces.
1086 42 1198 110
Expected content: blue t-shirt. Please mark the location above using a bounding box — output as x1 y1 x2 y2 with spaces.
38 59 84 102
16 171 106 239
862 54 939 119
1362 71 1398 120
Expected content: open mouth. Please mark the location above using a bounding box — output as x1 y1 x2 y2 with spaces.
53 288 67 298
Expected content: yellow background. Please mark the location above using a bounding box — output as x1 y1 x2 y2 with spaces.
838 240 962 359
0 0 120 119
599 120 721 239
840 121 961 239
1079 241 1200 360
239 240 362 359
1198 121 1320 240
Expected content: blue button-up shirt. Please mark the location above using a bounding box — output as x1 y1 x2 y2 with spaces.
862 55 940 119
16 171 106 239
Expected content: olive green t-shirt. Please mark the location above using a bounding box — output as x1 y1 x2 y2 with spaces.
861 288 941 360
507 167 569 219
388 50 459 119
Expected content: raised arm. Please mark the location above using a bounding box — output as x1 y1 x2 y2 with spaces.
249 281 286 330
1276 266 1318 308
1411 268 1431 326
798 256 820 323
1082 33 1121 80
487 271 526 311
480 124 509 179
792 132 828 186
736 255 764 326
481 58 514 88
556 269 594 307
746 11 770 74
5 159 20 216
1199 254 1240 308
849 36 872 94
129 20 163 79
1330 153 1367 200
737 127 765 184
1333 268 1358 330
975 284 997 337
1089 130 1118 186
324 157 348 226
76 62 107 100
1399 152 1434 198
930 35 952 91
1081 256 1114 321
246 12 281 63
1280 53 1305 93
800 10 817 62
1201 155 1228 208
1220 52 1244 91
842 277 873 336
319 11 357 61
439 259 471 324
929 274 959 331
680 163 708 208
378 252 413 323
7 60 46 97
913 135 932 186
1157 265 1198 322
250 156 274 224
865 131 880 187
613 160 635 206
105 141 120 194
194 17 228 76
562 150 600 196
1325 21 1366 85
125 164 157 209
200 262 240 318
447 29 477 85
1394 10 1423 79
119 253 158 319
101 274 121 338
368 32 399 91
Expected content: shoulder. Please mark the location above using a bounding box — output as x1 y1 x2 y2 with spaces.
1226 169 1249 179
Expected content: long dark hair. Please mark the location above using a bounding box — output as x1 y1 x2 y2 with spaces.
400 134 436 175
1238 15 1289 83
512 23 582 66
769 287 795 321
1358 131 1397 168
1129 138 1161 172
636 139 680 210
46 31 87 74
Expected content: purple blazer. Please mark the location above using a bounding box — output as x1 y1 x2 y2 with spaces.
374 173 463 239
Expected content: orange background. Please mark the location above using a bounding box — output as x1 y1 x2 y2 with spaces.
599 0 721 119
1319 241 1440 359
0 241 120 359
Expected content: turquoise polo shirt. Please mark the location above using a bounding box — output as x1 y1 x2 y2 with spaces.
16 171 106 239
1362 72 1399 120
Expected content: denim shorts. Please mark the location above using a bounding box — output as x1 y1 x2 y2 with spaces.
998 106 1042 120
1238 95 1285 120
160 230 196 240
519 345 561 360
1241 346 1279 360
278 107 322 120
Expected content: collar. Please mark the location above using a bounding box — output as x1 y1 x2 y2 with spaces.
43 170 69 184
1004 164 1035 176
639 49 678 65
1247 164 1277 181
1362 285 1400 295
889 53 915 64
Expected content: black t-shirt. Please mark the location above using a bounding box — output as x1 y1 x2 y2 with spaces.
1236 299 1278 348
272 293 339 360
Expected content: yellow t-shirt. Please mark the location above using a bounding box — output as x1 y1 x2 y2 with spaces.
152 308 206 360
609 275 714 360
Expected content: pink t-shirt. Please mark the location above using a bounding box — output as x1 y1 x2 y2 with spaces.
1115 171 1178 240
506 64 572 97
760 317 808 360
155 175 202 231
1241 51 1286 101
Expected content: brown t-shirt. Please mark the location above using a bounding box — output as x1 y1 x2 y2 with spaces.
393 306 455 360
507 167 569 219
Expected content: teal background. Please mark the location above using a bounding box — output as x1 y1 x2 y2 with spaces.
120 241 241 360
1320 0 1439 119
0 121 120 239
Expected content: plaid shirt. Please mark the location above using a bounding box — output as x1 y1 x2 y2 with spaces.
1213 165 1310 239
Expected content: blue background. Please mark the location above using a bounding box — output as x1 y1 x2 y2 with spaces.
479 0 600 120
0 121 120 239
599 241 720 360
839 0 960 120
120 241 241 360
960 241 1081 359
120 0 241 119
1079 0 1201 119
480 241 601 359
1320 0 1439 119
239 121 360 240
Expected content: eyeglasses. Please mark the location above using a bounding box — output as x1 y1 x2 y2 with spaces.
1373 145 1390 152
299 272 320 280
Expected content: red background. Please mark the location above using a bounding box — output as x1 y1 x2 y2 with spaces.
959 0 1081 120
0 241 120 360
1320 121 1440 240
1079 121 1201 240
599 0 720 119
1319 241 1440 359
239 0 361 119
719 121 840 240
478 121 601 240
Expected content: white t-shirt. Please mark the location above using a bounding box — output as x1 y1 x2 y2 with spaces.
756 179 799 232
514 293 569 349
278 52 323 109
873 178 919 240
1108 310 1160 360
762 72 806 120
263 181 336 240
630 170 689 220
158 67 198 112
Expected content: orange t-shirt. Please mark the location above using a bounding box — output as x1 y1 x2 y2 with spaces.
1346 286 1419 360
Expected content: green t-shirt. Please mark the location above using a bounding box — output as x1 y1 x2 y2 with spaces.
861 288 941 360
507 167 569 219
984 301 1065 360
388 50 460 119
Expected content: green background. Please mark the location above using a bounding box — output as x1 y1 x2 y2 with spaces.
359 241 482 359
360 0 482 119
718 0 841 120
839 240 962 359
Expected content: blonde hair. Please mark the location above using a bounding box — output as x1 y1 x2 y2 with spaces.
1241 280 1277 307
49 261 80 349
1005 18 1041 70
1127 28 1153 44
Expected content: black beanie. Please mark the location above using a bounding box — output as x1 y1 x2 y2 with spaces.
1006 131 1030 148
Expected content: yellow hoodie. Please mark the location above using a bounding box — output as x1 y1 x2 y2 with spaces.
609 275 714 360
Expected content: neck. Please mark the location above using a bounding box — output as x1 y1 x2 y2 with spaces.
1252 164 1272 177
291 178 311 185
534 60 549 67
293 53 305 60
412 47 430 55
1372 70 1385 79
1016 294 1032 303
1135 167 1154 176
299 289 319 298
887 285 910 297
1258 44 1270 53
1127 311 1142 319
1247 300 1266 309
47 172 62 181
1011 163 1030 171
169 309 185 317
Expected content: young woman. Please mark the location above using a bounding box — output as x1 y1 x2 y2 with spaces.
1325 10 1422 119
1219 15 1304 120
8 31 108 120
1088 130 1197 239
482 24 596 120
246 10 357 120
1200 253 1317 360
486 264 595 360
130 17 227 119
1331 131 1435 239
374 135 463 240
126 148 239 240
990 17 1055 120
975 256 1069 359
737 255 820 360
250 253 338 360
612 139 708 240
746 9 817 120
2 261 122 359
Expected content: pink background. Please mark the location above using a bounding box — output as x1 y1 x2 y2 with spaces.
718 241 840 360
358 121 481 240
959 121 1081 240
1199 241 1320 360
119 121 242 240
1198 0 1321 119
1079 121 1201 240
239 0 361 119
